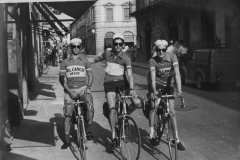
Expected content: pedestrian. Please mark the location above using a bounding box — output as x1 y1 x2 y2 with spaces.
177 40 188 65
132 45 137 62
51 46 58 66
59 38 94 149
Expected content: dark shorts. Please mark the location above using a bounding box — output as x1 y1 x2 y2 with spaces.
148 82 174 95
103 80 129 93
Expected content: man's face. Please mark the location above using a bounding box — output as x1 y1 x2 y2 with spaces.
156 44 167 58
113 39 124 52
70 42 82 55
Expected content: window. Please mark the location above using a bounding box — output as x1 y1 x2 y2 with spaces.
106 8 113 21
123 8 130 21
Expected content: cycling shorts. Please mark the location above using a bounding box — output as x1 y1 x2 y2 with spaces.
103 80 129 93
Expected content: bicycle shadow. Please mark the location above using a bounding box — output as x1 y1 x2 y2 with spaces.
91 121 122 160
139 127 169 160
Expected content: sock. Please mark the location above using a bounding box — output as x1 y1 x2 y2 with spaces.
112 131 116 139
149 127 154 139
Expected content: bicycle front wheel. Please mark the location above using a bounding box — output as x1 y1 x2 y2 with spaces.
120 115 141 160
77 117 87 160
166 115 178 160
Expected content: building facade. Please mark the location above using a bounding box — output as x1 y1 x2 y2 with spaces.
132 0 240 61
70 0 136 55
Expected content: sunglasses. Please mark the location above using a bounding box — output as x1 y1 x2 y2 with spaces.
113 42 124 47
156 48 167 52
71 45 81 49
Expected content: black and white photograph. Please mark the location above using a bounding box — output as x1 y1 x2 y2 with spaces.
0 0 240 160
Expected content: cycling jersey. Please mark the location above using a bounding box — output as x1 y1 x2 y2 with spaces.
97 50 131 82
59 54 91 89
148 52 178 88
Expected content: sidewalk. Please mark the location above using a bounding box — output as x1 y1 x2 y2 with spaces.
7 66 74 160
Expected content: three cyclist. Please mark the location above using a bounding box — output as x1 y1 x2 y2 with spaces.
94 33 140 148
59 38 94 149
147 39 185 150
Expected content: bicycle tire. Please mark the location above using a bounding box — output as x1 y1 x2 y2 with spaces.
77 117 87 160
166 115 178 160
119 115 141 160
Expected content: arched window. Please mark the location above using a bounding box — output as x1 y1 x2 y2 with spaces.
104 32 115 49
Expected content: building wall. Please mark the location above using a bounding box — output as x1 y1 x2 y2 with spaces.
135 0 240 61
71 0 137 55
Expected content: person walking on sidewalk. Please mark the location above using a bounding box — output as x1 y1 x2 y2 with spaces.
94 33 140 148
146 39 185 150
59 38 94 149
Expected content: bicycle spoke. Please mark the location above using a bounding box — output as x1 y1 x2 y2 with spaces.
120 116 141 160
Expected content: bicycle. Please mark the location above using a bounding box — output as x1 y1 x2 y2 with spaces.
150 89 185 160
114 88 142 160
70 97 89 160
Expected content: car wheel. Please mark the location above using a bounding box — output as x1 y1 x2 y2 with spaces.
196 74 204 89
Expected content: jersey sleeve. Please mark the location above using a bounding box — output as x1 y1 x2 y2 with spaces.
149 58 156 71
59 60 66 76
125 55 132 69
84 58 92 71
171 53 179 66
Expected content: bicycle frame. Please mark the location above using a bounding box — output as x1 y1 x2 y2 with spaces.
73 100 87 142
116 91 133 138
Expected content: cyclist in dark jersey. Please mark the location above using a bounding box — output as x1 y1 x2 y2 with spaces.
59 38 94 149
147 39 185 150
94 33 140 148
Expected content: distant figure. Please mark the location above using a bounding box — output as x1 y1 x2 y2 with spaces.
58 47 63 63
122 45 129 53
51 46 58 66
132 45 137 62
178 41 188 65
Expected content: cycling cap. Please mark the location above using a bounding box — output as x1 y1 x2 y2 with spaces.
113 33 124 42
155 39 168 46
70 38 82 44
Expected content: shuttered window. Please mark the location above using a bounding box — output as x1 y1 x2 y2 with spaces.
106 8 113 21
123 8 130 21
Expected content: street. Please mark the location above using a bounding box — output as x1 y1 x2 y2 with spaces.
6 61 240 160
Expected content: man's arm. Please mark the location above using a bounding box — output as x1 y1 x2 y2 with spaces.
174 65 182 95
126 67 134 90
86 70 93 88
150 69 157 94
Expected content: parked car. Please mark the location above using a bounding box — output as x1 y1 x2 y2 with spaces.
179 49 240 89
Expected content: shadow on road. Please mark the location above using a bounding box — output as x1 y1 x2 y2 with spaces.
12 119 55 147
6 152 37 160
29 81 56 101
138 127 169 160
91 121 122 159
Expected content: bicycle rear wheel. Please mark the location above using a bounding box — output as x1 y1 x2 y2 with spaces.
166 115 178 160
77 117 87 160
120 115 141 160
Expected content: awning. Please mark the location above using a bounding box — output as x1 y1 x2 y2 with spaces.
5 0 97 20
44 0 97 19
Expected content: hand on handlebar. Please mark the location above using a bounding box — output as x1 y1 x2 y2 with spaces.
129 89 137 98
176 90 182 97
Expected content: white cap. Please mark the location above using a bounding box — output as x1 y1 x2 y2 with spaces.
113 33 124 41
155 39 168 47
70 38 82 44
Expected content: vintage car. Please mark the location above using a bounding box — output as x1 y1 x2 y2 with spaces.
179 49 240 89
